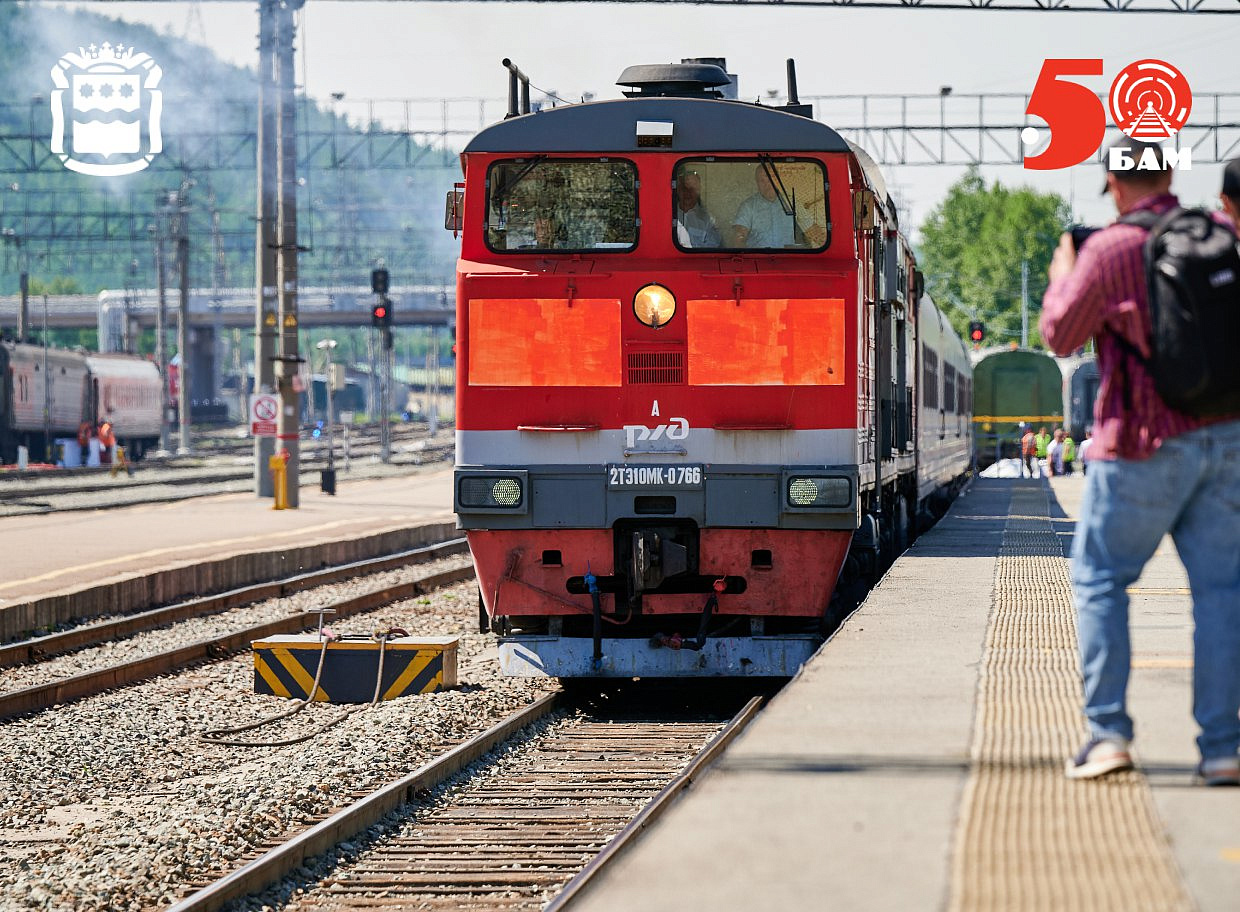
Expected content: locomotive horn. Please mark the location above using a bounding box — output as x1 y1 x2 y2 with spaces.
786 58 800 105
502 58 531 118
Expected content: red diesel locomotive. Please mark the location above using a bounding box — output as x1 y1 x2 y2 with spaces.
451 60 971 678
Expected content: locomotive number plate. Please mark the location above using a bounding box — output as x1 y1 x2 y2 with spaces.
607 464 703 489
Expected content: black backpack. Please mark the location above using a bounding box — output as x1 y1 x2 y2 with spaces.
1116 207 1240 417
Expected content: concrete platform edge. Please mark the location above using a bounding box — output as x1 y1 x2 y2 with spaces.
569 478 1011 912
0 519 457 642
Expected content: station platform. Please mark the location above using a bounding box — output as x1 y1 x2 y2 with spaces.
574 475 1238 912
0 468 454 638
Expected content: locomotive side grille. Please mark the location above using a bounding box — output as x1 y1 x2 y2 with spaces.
627 351 684 384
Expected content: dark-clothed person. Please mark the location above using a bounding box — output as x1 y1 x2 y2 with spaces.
1222 158 1240 228
1040 137 1240 785
1020 426 1036 478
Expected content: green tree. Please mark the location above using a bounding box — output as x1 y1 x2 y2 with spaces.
28 277 84 296
918 168 1070 348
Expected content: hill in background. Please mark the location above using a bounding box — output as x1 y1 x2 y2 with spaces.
0 2 461 297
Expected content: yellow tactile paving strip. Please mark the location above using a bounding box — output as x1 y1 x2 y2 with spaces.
949 484 1193 912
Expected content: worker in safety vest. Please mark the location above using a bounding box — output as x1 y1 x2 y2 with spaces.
1063 434 1077 475
1034 426 1051 473
98 419 116 464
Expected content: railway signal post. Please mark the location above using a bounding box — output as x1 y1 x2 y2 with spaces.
371 268 392 463
316 338 338 495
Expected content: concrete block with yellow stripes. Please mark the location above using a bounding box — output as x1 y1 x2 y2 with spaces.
252 634 458 703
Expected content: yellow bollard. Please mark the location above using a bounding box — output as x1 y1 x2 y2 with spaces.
269 449 290 510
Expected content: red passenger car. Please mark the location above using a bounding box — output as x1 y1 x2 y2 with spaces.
452 60 971 678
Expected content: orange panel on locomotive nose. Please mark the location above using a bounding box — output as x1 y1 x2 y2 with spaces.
468 298 622 387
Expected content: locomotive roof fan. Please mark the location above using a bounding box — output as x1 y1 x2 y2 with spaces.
617 60 733 98
617 57 811 118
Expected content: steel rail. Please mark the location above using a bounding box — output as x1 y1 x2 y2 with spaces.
0 471 256 502
164 691 564 912
0 538 468 669
0 444 446 496
0 559 475 721
0 451 453 516
544 694 766 911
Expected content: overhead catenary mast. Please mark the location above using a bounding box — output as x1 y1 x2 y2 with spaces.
273 0 304 507
253 0 279 497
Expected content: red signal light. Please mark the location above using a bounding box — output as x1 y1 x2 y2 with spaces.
968 320 985 343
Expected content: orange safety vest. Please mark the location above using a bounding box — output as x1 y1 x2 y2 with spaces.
99 422 115 447
1021 432 1035 457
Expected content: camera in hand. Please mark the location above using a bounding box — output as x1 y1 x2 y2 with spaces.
1070 225 1101 251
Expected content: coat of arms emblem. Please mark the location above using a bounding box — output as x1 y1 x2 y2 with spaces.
50 42 163 177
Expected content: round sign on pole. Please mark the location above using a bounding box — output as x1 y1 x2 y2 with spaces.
250 394 280 437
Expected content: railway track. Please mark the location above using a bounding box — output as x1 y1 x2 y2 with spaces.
0 539 475 721
168 689 764 912
0 441 453 515
194 423 436 457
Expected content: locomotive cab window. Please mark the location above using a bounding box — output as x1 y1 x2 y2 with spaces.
485 158 638 252
672 158 829 252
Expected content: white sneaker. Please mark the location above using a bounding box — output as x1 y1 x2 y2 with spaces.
1065 737 1133 780
1197 756 1240 787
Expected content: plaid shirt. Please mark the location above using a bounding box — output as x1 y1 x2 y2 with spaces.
1040 193 1236 461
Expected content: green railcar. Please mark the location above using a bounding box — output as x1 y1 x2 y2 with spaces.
971 348 1064 470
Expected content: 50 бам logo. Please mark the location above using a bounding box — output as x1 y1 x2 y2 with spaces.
1023 59 1192 171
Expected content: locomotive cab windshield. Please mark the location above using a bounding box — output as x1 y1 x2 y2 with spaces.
486 158 638 252
673 158 829 251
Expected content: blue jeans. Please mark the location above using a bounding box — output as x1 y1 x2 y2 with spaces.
1071 419 1240 760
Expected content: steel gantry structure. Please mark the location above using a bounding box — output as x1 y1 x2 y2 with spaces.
5 90 1236 183
64 0 1240 11
807 92 1240 166
5 0 1238 501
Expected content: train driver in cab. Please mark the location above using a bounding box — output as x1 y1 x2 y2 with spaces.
674 171 721 248
733 164 827 249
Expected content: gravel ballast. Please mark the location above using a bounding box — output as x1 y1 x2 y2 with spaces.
0 581 556 912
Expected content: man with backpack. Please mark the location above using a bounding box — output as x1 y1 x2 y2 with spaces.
1040 137 1240 786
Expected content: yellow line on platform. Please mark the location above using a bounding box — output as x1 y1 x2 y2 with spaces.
1126 588 1190 596
0 516 422 594
949 486 1192 911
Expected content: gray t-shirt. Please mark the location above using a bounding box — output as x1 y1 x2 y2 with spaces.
734 193 813 248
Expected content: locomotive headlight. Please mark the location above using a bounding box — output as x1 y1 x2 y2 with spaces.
490 478 521 506
786 476 852 508
457 472 527 511
633 284 676 328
